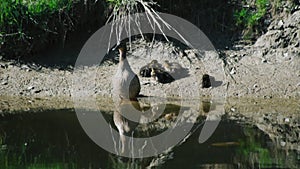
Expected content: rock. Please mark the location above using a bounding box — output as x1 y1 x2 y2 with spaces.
1 81 8 85
230 67 236 75
280 141 286 147
27 86 34 90
0 63 6 69
278 20 284 29
21 64 30 70
164 113 176 120
34 89 42 93
29 63 42 71
284 118 290 123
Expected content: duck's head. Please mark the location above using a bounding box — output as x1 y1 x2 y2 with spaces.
150 60 158 64
118 43 127 61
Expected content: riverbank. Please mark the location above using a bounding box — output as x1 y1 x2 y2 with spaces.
0 33 299 99
0 0 299 156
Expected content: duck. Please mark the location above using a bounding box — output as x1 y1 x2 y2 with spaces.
112 43 141 100
151 68 175 84
162 60 183 74
139 60 163 77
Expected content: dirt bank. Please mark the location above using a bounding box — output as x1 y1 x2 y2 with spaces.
0 30 299 99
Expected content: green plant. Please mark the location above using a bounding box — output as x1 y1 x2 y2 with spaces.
234 0 269 39
0 0 78 58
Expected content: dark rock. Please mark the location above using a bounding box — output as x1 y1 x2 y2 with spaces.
1 81 8 85
0 63 7 69
202 74 211 88
34 89 42 93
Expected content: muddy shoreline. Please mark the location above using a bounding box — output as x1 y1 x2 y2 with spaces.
0 39 299 99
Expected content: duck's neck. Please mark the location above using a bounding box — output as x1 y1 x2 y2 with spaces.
119 49 126 62
118 50 131 71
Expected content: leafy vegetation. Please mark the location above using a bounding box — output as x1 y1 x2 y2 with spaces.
0 0 297 59
234 0 269 39
0 0 73 28
0 0 77 58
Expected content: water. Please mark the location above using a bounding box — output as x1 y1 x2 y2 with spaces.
0 105 299 169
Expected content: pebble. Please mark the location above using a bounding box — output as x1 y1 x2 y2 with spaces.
27 86 34 90
34 89 42 93
0 63 6 69
280 141 286 147
278 20 284 29
1 81 8 85
263 95 273 99
284 118 290 123
165 113 175 120
261 58 267 63
230 67 236 75
21 64 30 70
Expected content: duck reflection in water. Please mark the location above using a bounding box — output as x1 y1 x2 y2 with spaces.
113 97 142 155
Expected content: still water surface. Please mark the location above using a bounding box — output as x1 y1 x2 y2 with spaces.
0 109 298 169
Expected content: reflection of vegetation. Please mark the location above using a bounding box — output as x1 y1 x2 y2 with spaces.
234 0 268 39
236 127 284 168
238 140 273 166
108 155 142 169
0 144 77 169
0 111 82 169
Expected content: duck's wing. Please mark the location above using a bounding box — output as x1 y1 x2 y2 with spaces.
129 74 141 98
